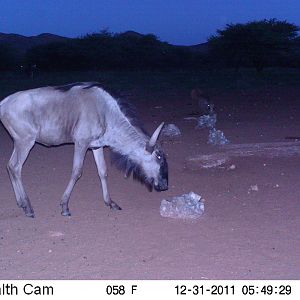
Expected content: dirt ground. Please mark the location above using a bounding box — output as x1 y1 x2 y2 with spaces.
0 85 299 279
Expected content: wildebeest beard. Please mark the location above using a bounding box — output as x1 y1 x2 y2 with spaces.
110 150 154 191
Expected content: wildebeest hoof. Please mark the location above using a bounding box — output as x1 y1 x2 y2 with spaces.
61 208 71 216
107 201 122 210
61 211 71 216
26 212 35 218
61 203 71 216
22 206 34 218
24 209 35 218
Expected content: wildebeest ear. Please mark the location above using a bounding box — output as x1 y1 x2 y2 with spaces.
146 141 154 153
146 122 165 153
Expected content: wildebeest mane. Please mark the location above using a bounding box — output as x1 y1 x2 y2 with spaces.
54 82 89 92
85 82 149 135
115 98 149 136
108 93 152 189
110 150 153 191
109 96 152 189
54 81 103 92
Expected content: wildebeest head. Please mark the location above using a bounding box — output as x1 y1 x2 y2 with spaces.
111 122 168 192
142 122 168 191
191 88 214 115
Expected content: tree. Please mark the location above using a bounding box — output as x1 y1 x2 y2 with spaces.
26 29 182 71
209 19 299 72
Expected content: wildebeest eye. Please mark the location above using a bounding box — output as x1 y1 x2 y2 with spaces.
155 152 162 160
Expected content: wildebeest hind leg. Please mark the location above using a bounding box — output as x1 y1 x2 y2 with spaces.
92 147 121 210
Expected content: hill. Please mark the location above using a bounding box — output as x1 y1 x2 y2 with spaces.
0 31 209 53
0 32 69 55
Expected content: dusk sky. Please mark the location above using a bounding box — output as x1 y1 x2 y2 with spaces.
1 0 300 45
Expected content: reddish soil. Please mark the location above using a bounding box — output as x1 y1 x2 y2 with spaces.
0 86 299 279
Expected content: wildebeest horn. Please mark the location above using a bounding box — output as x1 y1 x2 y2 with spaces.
146 122 164 153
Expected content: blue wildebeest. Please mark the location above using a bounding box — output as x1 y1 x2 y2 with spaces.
191 88 214 115
0 82 168 217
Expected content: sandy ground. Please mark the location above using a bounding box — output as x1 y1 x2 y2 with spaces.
0 85 299 279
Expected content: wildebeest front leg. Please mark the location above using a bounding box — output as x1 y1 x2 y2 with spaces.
92 148 121 210
7 140 35 217
60 143 88 216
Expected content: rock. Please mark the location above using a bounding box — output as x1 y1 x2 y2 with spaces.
196 114 217 129
186 153 230 169
208 128 230 145
160 192 204 220
161 123 181 137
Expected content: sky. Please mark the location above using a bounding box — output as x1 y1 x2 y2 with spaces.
0 0 300 45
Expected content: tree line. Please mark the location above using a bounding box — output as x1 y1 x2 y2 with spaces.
0 19 299 73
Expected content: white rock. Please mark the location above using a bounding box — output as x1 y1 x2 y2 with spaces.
160 191 204 220
161 123 181 137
